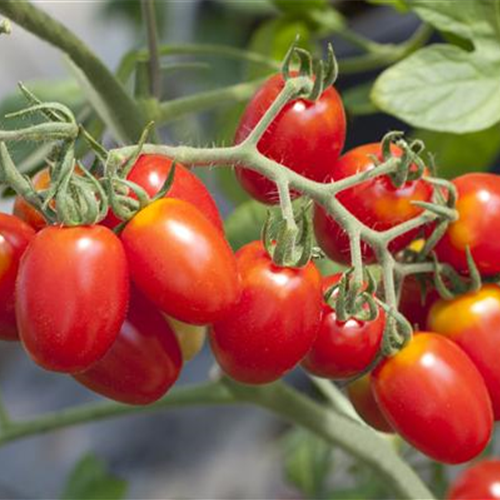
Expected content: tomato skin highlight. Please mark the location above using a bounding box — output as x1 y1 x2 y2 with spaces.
74 289 182 405
347 375 393 433
16 225 130 373
235 73 346 204
313 143 433 264
103 154 223 232
0 214 36 341
121 198 240 325
447 460 500 500
436 173 500 276
428 284 500 420
210 241 323 384
302 276 385 379
372 333 493 464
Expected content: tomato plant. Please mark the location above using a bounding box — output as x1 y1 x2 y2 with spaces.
0 213 35 341
121 198 240 325
234 73 346 204
435 173 500 276
447 460 500 500
210 241 322 384
75 288 182 405
372 333 493 464
314 143 433 264
428 284 500 420
16 225 129 373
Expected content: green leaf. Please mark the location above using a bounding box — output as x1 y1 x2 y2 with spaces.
224 199 268 250
283 428 333 498
61 454 127 500
415 123 500 179
366 0 408 12
271 0 327 15
372 0 500 133
343 83 377 116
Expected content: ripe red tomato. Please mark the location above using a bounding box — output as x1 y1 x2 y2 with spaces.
428 284 500 420
234 73 346 204
210 241 322 384
436 173 500 276
372 333 493 464
74 288 182 405
302 275 385 379
313 143 433 264
103 154 223 231
447 460 500 500
121 198 240 325
16 225 129 373
13 168 51 231
398 275 438 330
0 214 35 341
347 375 393 433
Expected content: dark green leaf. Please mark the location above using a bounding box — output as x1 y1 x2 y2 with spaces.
372 0 500 133
61 454 127 500
272 0 327 15
224 199 268 250
343 83 377 116
283 428 333 498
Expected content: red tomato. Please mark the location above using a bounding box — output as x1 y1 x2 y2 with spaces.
347 375 393 433
399 275 438 330
313 143 433 264
103 154 223 231
16 225 129 373
447 460 500 500
210 241 322 384
74 289 182 405
372 333 493 464
302 275 385 379
428 284 500 420
121 198 240 325
436 173 500 276
0 214 35 341
234 73 346 204
13 168 50 231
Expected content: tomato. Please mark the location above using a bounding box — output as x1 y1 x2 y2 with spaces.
372 333 493 464
16 225 129 373
302 275 385 379
103 154 223 231
74 289 182 405
347 375 393 433
436 173 500 276
399 275 438 330
13 168 50 231
165 316 206 361
447 460 500 500
428 284 500 420
313 143 433 264
121 198 240 325
234 73 346 204
210 241 322 384
0 214 35 341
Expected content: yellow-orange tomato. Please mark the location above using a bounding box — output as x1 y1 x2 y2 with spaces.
428 284 500 420
165 316 206 361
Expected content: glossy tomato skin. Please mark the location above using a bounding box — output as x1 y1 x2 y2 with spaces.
428 284 500 420
347 375 393 433
235 73 346 204
121 198 240 325
302 276 385 379
103 155 223 231
0 214 35 340
436 173 500 276
210 241 323 384
372 333 493 464
13 169 50 231
447 460 500 500
314 143 433 264
74 289 182 405
16 225 129 373
399 275 438 330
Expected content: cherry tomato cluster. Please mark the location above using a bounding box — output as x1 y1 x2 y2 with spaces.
2 69 500 473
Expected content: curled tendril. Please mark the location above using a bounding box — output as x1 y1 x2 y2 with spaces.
377 302 413 357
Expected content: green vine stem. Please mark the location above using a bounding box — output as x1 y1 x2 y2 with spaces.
0 1 147 143
0 379 433 500
141 0 162 100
